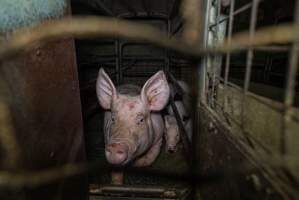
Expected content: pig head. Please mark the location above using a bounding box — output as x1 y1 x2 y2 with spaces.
96 68 170 166
164 115 180 153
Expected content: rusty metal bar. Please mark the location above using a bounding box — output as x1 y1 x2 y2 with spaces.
181 0 201 45
1 16 299 61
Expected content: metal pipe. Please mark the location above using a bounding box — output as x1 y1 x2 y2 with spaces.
281 0 299 155
2 16 299 61
223 0 235 110
241 0 260 147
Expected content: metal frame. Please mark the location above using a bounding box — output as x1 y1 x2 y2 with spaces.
0 0 298 198
201 0 299 198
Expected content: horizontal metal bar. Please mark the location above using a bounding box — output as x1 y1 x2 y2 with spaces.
90 185 178 198
254 45 291 52
216 77 299 123
2 16 299 61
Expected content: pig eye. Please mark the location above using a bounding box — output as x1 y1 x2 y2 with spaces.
136 114 145 125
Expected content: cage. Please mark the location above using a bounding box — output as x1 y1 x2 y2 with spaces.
0 0 298 200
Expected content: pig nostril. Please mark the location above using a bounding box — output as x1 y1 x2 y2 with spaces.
168 149 175 154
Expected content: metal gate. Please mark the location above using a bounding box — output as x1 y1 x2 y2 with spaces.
0 0 299 199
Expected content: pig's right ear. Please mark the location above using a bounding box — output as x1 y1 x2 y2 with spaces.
141 71 170 111
96 68 117 110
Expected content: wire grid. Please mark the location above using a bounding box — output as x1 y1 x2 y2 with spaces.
202 0 299 196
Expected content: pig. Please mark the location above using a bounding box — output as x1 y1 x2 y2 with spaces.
96 68 170 167
164 81 192 153
164 115 180 153
169 80 191 113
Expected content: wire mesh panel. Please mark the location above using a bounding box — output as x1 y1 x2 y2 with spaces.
200 0 299 198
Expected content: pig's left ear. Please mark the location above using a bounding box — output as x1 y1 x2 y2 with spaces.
141 71 170 111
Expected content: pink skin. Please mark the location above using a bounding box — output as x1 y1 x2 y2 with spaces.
96 68 170 166
164 115 180 154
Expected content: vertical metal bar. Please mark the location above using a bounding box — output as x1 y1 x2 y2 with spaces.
241 0 260 147
223 0 235 109
243 0 259 94
165 20 170 73
211 0 222 108
198 0 212 104
0 101 20 169
117 40 123 85
115 40 120 85
281 0 299 154
181 0 201 45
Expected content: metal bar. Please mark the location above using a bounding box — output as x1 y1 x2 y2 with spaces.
281 0 299 155
181 0 201 45
223 0 235 109
198 0 212 104
244 0 260 94
115 40 120 85
241 0 260 147
201 103 298 199
210 0 222 107
213 100 273 154
217 77 299 123
91 185 178 198
167 72 192 165
171 19 183 36
254 45 290 52
0 101 20 169
165 20 170 72
118 41 123 84
2 16 299 61
209 2 253 28
167 72 185 97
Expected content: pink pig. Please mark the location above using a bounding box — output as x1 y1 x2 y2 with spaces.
96 68 170 167
164 115 180 153
165 81 192 154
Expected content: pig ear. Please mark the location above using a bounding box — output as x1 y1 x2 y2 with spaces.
141 71 170 111
96 68 117 109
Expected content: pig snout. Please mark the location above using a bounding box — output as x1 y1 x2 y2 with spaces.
105 143 128 165
166 146 177 154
